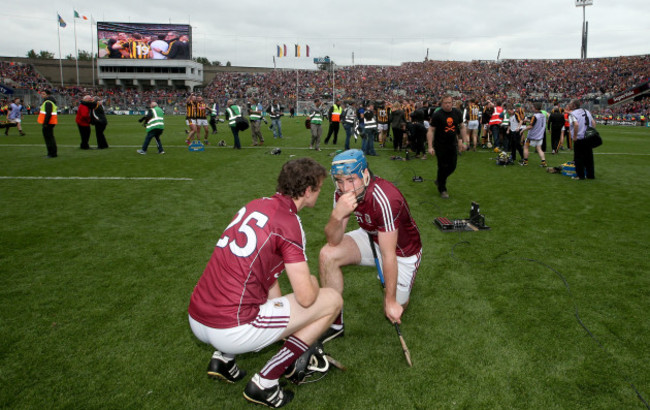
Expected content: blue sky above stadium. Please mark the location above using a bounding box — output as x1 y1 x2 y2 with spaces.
3 0 649 68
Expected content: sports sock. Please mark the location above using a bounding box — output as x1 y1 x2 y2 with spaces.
212 350 235 362
259 336 309 385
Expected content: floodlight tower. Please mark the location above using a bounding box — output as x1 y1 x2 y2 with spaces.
576 0 593 59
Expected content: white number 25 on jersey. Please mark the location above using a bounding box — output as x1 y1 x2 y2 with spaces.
216 207 269 258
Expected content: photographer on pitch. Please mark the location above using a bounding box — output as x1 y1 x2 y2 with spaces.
268 99 283 139
136 101 165 155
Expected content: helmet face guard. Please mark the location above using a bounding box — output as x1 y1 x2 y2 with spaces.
331 149 370 201
285 342 330 385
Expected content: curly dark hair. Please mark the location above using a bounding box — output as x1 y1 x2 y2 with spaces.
276 157 327 199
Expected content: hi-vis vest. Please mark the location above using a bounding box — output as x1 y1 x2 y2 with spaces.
330 104 342 122
227 105 242 126
37 100 58 125
146 106 165 130
364 117 377 129
489 106 504 126
249 105 261 121
310 108 324 125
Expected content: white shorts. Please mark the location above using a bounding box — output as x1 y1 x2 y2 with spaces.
189 296 291 355
378 124 388 132
467 120 479 130
186 119 196 126
9 118 21 124
346 228 421 305
196 119 208 127
528 139 543 147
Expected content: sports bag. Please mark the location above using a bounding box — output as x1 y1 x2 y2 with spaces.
235 116 249 131
584 126 602 148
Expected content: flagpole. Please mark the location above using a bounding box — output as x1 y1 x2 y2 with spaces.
74 14 79 86
57 16 64 88
295 43 299 117
90 16 95 87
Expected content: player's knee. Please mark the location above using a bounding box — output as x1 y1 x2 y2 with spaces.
319 244 339 269
319 287 343 314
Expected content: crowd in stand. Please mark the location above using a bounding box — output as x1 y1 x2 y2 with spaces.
0 61 50 90
1 55 648 118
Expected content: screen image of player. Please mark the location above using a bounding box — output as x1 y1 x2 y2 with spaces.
97 22 192 60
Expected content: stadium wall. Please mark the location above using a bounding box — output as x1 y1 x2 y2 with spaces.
0 56 275 89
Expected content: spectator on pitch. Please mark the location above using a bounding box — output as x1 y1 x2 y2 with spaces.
308 99 325 151
389 102 407 152
427 94 469 199
520 102 547 167
136 101 165 155
319 149 422 342
547 106 565 154
6 97 26 136
268 99 283 139
188 157 342 408
505 105 525 163
37 90 58 158
225 99 243 149
409 104 428 159
90 97 109 149
568 99 597 180
76 95 93 150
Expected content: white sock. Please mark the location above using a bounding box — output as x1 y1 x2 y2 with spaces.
256 374 279 389
212 351 235 362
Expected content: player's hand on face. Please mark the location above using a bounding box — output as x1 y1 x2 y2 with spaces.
385 299 404 324
335 191 358 217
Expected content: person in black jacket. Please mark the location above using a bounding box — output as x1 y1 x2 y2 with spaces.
91 97 109 149
547 106 565 154
37 90 58 158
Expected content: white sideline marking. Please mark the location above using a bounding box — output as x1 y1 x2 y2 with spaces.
0 176 192 181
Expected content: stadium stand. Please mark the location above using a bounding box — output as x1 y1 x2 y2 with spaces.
1 55 647 119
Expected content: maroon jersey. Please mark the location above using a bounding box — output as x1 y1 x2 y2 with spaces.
336 176 421 257
188 193 307 328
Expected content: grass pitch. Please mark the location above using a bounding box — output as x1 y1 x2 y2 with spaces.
1 115 649 409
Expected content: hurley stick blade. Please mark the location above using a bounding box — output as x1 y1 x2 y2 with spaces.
325 355 347 371
394 322 413 367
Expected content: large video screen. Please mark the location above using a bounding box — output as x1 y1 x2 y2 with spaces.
97 22 192 60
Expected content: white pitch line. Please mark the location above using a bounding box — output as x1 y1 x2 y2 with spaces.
0 176 192 181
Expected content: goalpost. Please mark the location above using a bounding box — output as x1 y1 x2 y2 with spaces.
296 100 316 117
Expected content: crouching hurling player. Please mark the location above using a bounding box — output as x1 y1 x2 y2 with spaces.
319 149 422 342
188 158 343 408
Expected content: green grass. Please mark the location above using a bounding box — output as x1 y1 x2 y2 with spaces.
1 115 649 409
